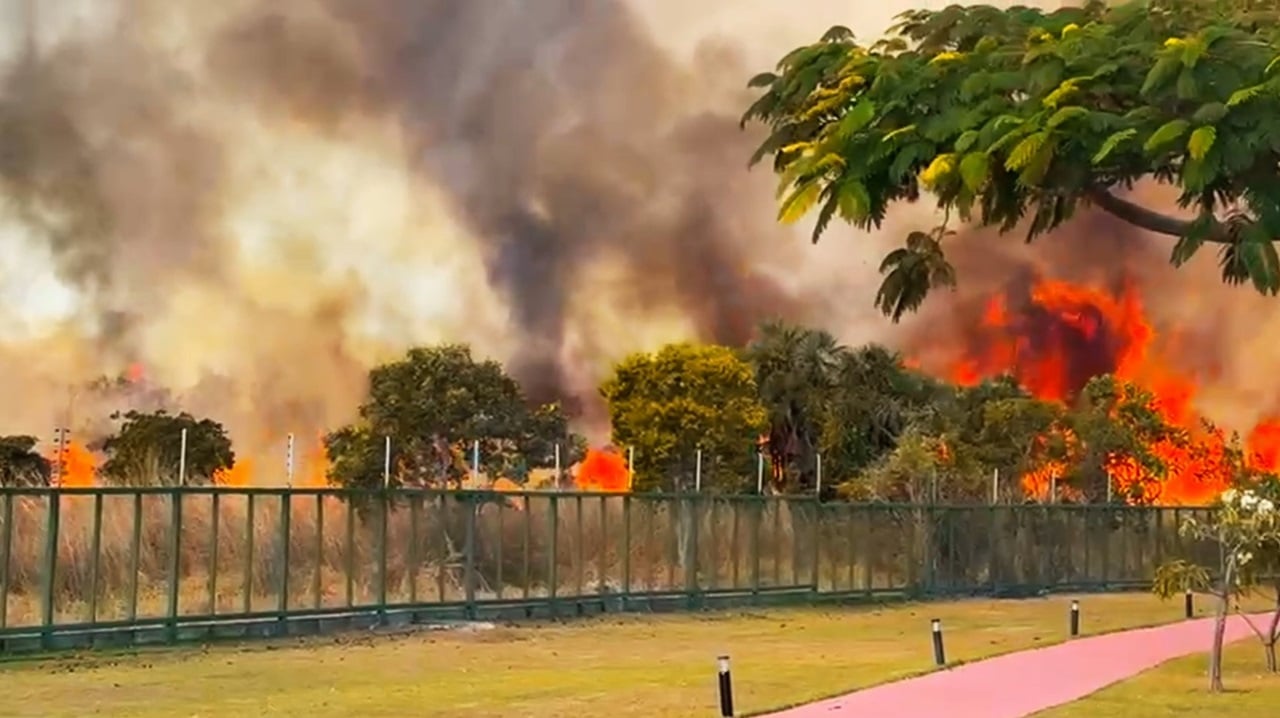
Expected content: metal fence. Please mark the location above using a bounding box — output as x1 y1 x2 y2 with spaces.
0 487 1218 654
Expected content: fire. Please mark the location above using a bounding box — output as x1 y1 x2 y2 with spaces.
49 442 99 488
213 434 333 488
941 275 1275 505
573 447 631 492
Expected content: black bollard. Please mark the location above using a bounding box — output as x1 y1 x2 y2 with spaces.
1185 589 1194 619
1069 600 1080 637
717 655 735 717
931 618 946 666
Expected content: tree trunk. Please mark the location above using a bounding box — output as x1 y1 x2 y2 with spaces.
1210 593 1227 692
1266 587 1280 673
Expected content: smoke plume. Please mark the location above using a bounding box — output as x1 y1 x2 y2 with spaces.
8 0 1274 467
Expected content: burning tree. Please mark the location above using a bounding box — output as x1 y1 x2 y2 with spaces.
744 0 1280 321
1154 484 1280 692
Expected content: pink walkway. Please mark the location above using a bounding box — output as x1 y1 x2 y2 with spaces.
762 613 1266 718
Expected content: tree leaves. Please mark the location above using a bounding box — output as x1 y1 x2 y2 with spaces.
744 1 1280 321
875 230 957 322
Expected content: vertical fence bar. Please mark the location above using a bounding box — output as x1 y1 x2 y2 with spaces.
751 499 762 601
708 498 719 592
522 495 532 602
495 498 505 600
279 492 292 628
313 494 324 609
376 492 389 624
345 498 356 607
435 495 447 603
598 495 607 595
730 500 740 590
88 492 103 624
166 490 182 643
574 494 585 601
40 493 60 648
622 494 632 601
0 493 11 630
772 499 781 586
463 494 478 620
548 495 559 616
408 493 421 604
243 493 256 615
128 492 142 624
686 495 700 608
209 491 221 615
811 499 821 594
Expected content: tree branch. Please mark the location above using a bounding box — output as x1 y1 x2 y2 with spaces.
1085 188 1231 243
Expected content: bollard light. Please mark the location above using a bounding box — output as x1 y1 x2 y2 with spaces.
717 655 735 717
1185 589 1194 619
931 618 946 667
1069 600 1080 637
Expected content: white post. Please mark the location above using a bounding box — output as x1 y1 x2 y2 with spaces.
991 468 999 504
383 435 391 489
472 439 480 480
1050 474 1057 504
816 453 823 496
554 443 562 485
178 428 188 486
1106 476 1113 504
286 433 295 486
695 449 703 492
627 445 635 488
756 451 764 494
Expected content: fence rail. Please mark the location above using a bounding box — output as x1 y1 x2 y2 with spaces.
0 487 1217 654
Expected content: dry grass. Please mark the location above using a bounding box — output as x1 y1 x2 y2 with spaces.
0 592 1221 718
1036 639 1280 716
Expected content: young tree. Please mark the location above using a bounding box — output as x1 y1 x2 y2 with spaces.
0 435 51 487
1154 485 1280 691
601 343 767 492
99 411 235 486
325 344 581 489
743 0 1280 321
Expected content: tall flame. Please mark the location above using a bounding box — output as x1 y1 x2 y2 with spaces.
940 276 1275 505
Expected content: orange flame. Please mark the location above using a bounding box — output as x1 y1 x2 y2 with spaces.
50 442 98 487
573 447 631 492
936 276 1262 505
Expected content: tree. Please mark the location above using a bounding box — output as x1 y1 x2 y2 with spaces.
743 0 1280 321
99 411 235 486
745 321 845 492
819 344 942 488
0 435 51 487
1154 484 1280 692
325 344 581 489
601 343 767 492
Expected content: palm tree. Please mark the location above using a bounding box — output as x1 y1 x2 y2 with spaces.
746 321 846 492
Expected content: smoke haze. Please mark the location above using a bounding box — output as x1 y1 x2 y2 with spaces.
3 0 1274 465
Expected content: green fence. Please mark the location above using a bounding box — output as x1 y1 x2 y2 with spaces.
0 487 1217 654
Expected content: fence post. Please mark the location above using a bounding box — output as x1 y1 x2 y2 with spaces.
463 493 478 620
548 494 559 617
88 493 103 625
279 491 293 632
621 494 632 604
210 491 221 615
40 492 61 650
244 493 256 615
0 493 12 632
811 497 822 598
376 490 389 625
166 490 183 643
128 492 142 625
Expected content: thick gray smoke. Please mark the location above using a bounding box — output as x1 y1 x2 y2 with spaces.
0 0 912 455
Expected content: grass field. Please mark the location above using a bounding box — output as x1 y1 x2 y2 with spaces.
0 592 1234 718
1037 639 1280 717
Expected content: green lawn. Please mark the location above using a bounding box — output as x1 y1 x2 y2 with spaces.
1037 638 1280 717
0 593 1224 718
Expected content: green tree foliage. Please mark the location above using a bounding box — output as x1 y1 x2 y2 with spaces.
743 0 1280 321
0 435 51 487
325 345 581 489
99 411 235 486
601 343 767 492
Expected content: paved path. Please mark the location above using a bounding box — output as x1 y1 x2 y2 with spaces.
762 613 1266 718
